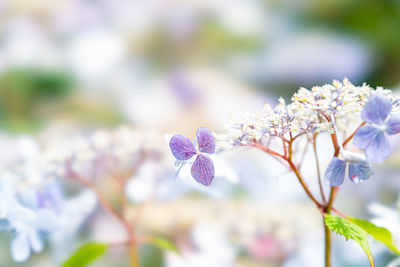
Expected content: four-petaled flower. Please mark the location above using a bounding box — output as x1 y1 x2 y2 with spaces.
169 127 215 186
324 151 374 187
354 95 400 163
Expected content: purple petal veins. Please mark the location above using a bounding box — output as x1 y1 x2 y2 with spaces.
348 160 374 183
361 95 392 125
191 154 215 186
385 114 400 135
365 131 391 163
353 125 380 150
169 134 197 160
196 127 215 154
324 157 346 187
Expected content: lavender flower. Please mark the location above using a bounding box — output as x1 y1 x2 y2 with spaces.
324 156 373 187
354 95 400 163
169 127 215 186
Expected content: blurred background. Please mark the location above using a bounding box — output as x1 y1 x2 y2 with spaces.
0 0 400 266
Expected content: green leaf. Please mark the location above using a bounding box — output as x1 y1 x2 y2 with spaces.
61 242 108 267
348 217 400 255
324 214 374 267
147 236 179 253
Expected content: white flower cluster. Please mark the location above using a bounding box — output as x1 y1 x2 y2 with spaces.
28 126 170 182
221 79 400 146
0 126 170 262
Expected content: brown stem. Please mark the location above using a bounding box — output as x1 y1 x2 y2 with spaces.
252 143 286 159
287 138 322 209
282 139 288 157
342 122 366 147
287 159 322 209
331 207 347 218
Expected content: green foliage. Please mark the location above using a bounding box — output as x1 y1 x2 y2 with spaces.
61 242 108 267
348 217 400 255
139 244 164 267
303 0 400 87
324 214 374 267
147 236 179 253
198 21 261 52
0 68 73 132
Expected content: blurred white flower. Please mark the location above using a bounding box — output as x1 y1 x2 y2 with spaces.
212 0 264 36
368 201 400 242
50 190 97 262
165 222 236 267
2 18 58 68
67 29 126 81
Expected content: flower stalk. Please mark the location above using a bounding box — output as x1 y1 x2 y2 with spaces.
66 163 141 267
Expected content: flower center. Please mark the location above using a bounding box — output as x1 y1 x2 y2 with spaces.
374 124 386 131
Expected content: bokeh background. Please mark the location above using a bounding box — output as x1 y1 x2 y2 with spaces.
1 0 400 267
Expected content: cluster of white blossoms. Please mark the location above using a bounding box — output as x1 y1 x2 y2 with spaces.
33 126 169 181
221 79 400 146
0 126 171 262
2 127 168 190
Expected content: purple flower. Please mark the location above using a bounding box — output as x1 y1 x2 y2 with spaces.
169 127 215 186
354 95 400 163
324 157 373 187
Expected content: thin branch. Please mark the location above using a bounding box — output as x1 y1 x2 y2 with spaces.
312 134 326 203
66 162 140 267
67 168 125 222
331 207 347 218
282 139 287 157
287 159 322 209
292 132 305 142
286 137 322 208
325 186 338 213
252 143 286 160
297 137 309 170
342 122 366 147
252 142 289 168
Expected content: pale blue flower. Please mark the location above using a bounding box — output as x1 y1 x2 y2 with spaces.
324 156 374 187
0 180 60 262
354 95 400 163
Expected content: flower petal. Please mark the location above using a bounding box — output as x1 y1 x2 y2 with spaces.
348 160 374 183
385 114 400 135
353 125 380 150
169 134 197 160
361 95 392 125
366 131 391 163
191 154 215 186
11 233 30 262
324 157 346 187
28 230 43 253
196 127 215 154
